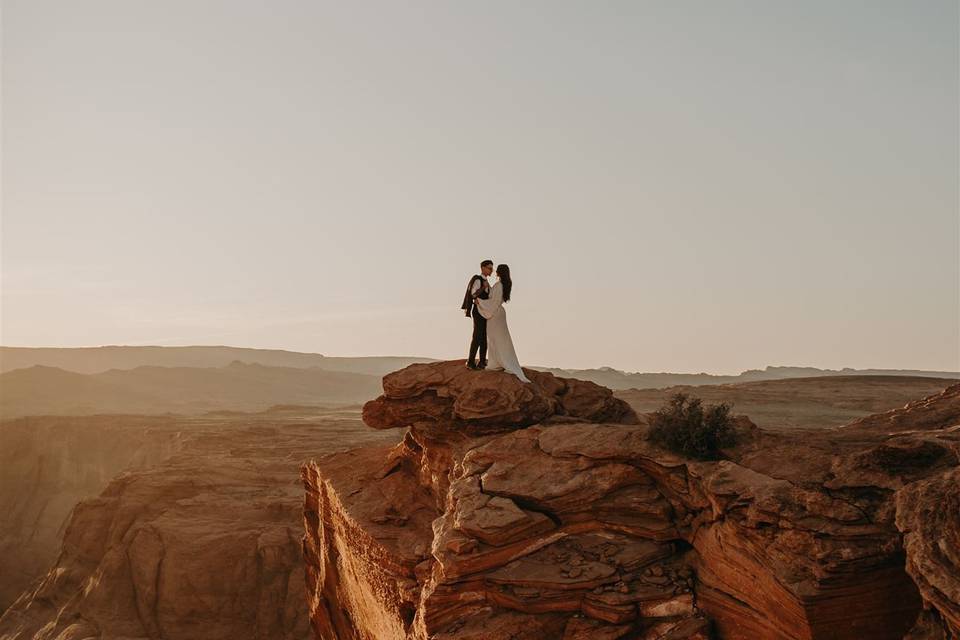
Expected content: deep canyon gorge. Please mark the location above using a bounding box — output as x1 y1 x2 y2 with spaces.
0 359 957 639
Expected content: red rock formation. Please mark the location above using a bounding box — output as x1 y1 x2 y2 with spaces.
0 410 400 640
843 383 960 434
303 364 960 640
362 361 637 434
0 415 184 612
896 465 960 639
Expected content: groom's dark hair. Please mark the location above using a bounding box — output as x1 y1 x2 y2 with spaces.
480 259 493 268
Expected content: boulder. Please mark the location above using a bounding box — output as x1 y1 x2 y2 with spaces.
362 360 637 434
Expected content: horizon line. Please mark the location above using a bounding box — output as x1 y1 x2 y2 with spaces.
1 343 958 378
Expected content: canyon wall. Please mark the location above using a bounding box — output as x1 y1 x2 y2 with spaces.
0 409 400 640
302 361 960 639
0 415 185 611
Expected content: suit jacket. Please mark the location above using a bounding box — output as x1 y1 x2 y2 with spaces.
461 275 489 317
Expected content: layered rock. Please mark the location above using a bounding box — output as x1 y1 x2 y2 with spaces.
844 383 960 434
896 465 960 639
302 363 960 640
0 408 400 640
362 361 637 434
0 415 184 612
615 375 960 430
837 385 960 638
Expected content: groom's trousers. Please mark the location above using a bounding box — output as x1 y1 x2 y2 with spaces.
469 307 487 366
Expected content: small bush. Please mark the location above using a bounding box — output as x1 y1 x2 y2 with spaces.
648 393 736 460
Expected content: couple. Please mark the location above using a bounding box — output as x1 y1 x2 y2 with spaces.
460 260 530 383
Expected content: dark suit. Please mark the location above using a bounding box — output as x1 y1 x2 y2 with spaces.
462 275 489 367
469 306 487 367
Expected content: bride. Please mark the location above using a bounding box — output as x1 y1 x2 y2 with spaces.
476 264 530 383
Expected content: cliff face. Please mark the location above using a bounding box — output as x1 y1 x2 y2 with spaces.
0 415 185 612
0 409 400 640
897 466 960 639
302 361 960 640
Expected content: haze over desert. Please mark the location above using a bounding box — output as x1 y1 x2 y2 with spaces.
0 347 958 639
2 1 958 639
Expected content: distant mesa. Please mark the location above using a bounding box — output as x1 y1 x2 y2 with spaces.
0 360 385 419
2 345 956 388
0 345 436 376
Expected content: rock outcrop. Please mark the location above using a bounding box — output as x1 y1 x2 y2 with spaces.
0 415 185 612
616 375 960 430
362 361 637 434
0 408 401 640
302 362 960 640
882 385 960 640
897 467 960 639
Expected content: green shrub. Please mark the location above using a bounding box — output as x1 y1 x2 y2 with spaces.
648 393 736 460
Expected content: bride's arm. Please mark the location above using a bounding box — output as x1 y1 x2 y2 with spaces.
476 284 502 319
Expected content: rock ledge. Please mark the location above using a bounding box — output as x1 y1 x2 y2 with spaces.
303 364 960 640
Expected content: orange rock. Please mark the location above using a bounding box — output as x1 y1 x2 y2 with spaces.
304 374 960 640
897 466 960 639
362 360 637 434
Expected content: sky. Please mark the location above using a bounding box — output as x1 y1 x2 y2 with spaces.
1 0 958 374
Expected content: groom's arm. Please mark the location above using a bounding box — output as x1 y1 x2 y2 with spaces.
470 279 485 299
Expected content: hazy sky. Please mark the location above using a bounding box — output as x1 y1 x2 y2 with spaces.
2 1 958 373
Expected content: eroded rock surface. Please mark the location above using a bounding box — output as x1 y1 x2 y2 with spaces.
303 363 960 640
897 465 960 639
0 408 400 640
0 415 184 612
362 360 637 434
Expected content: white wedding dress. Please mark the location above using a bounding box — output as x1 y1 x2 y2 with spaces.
476 281 530 383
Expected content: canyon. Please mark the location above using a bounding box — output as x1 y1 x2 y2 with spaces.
0 408 400 640
0 414 184 611
0 355 956 639
303 361 960 639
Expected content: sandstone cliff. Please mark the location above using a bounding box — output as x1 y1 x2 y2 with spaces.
0 408 400 640
302 361 960 640
0 415 186 612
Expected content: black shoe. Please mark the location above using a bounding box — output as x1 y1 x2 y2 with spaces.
478 361 488 370
466 362 479 370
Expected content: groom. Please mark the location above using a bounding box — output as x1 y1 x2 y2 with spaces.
461 259 493 370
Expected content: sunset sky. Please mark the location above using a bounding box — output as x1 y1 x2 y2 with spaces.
2 1 958 373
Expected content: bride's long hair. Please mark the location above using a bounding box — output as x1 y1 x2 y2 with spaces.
497 264 512 302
